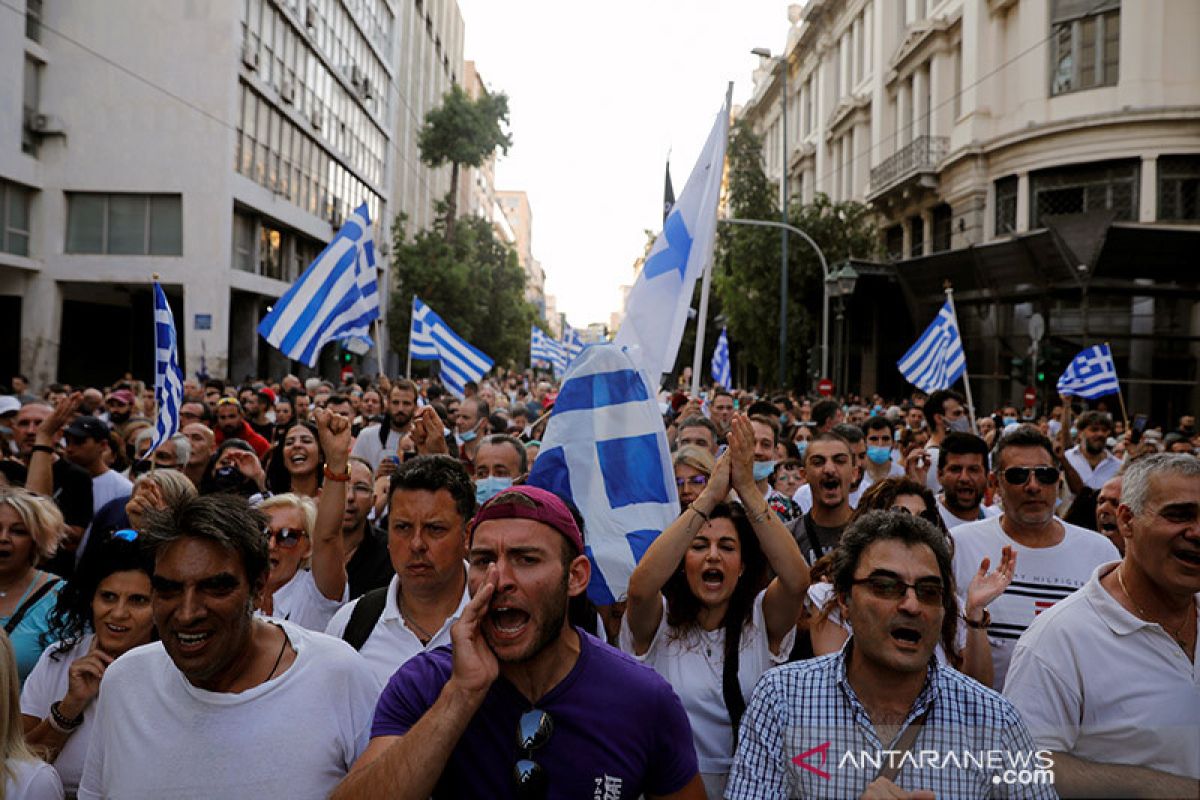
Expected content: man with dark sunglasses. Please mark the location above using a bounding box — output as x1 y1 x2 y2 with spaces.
950 426 1119 688
333 485 704 800
727 511 1051 799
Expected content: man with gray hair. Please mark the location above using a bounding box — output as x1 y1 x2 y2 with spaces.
1005 453 1200 796
131 428 191 472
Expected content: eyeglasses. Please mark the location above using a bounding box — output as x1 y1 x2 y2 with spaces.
264 527 306 548
675 475 708 489
1002 466 1060 486
514 709 552 799
851 574 945 605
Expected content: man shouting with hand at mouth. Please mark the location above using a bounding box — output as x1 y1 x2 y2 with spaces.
333 485 705 800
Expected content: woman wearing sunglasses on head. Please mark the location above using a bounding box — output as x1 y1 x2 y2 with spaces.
807 477 1015 687
19 533 154 797
672 446 715 512
255 409 349 632
623 414 810 800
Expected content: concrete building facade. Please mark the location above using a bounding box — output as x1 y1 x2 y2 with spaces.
496 189 547 318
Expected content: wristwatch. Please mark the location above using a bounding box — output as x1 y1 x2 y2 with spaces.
963 609 991 629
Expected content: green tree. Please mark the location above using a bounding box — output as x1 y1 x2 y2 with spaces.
418 84 512 240
389 209 537 371
714 121 880 391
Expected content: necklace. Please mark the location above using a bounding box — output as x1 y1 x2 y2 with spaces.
265 627 289 681
1118 566 1194 652
398 596 437 644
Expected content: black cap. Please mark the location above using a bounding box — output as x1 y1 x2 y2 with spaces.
64 416 110 441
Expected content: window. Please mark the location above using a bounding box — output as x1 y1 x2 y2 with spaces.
885 225 904 260
1031 160 1138 227
994 176 1018 235
953 44 963 118
259 222 285 280
65 193 182 255
1158 156 1200 222
25 0 42 42
909 215 925 257
232 211 255 271
1050 0 1119 96
932 204 952 253
2 180 32 256
22 56 40 156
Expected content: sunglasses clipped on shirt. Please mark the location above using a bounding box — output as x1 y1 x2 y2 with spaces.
514 709 553 799
263 527 306 548
1002 466 1060 486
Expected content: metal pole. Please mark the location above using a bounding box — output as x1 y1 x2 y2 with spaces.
718 217 830 387
943 282 978 434
778 57 789 389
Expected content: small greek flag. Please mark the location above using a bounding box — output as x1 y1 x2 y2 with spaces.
531 325 567 375
148 282 183 454
257 203 379 367
527 344 680 605
563 324 585 364
410 296 494 398
711 327 731 389
1057 344 1121 399
897 300 966 392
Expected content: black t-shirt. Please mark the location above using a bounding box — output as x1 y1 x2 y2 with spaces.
346 524 394 600
248 419 275 441
789 511 847 563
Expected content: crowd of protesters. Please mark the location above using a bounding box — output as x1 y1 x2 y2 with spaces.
0 367 1196 799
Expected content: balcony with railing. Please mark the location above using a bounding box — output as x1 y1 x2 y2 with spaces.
867 135 948 202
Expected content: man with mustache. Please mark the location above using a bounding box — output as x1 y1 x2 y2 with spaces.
351 380 418 478
333 485 704 800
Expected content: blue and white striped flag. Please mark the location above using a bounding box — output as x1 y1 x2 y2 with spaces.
148 282 183 455
527 344 680 605
257 203 379 367
711 327 731 389
410 296 494 398
563 324 584 365
1057 344 1121 399
897 300 966 392
531 325 567 375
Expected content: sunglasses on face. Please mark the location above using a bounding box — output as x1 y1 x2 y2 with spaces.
675 475 708 489
264 527 306 548
514 709 552 799
1002 466 1060 486
852 574 945 605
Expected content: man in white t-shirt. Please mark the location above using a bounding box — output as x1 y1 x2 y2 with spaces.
63 416 131 514
934 432 1001 530
917 389 970 494
1063 410 1122 490
78 493 378 799
951 426 1119 688
350 379 418 475
1004 454 1200 796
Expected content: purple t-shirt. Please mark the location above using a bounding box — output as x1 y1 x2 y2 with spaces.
372 629 698 799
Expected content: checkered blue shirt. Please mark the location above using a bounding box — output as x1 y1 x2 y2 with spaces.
725 639 1058 799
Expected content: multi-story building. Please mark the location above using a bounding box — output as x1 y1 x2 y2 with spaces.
496 189 546 318
1 0 464 388
740 0 1200 418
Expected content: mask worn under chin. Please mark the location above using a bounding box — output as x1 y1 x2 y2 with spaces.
457 427 478 446
948 417 972 433
795 442 808 460
474 476 513 505
753 460 777 482
866 446 892 465
1003 417 1020 428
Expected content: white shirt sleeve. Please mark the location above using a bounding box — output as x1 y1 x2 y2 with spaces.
1002 643 1081 753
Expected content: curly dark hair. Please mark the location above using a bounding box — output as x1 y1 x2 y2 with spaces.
265 421 325 495
45 534 156 661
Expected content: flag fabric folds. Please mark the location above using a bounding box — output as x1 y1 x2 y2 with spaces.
896 300 966 392
662 159 675 223
148 282 184 455
409 296 494 398
257 203 379 367
711 327 731 389
527 344 680 605
1057 344 1121 399
530 325 567 375
563 324 584 364
615 96 729 383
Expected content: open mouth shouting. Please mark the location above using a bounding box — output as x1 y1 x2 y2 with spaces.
171 629 213 655
488 604 531 641
701 568 725 593
889 624 924 652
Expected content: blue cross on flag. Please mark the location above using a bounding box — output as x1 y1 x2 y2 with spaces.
1057 344 1121 399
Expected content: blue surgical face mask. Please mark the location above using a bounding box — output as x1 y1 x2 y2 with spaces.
867 445 892 465
795 441 808 460
1003 417 1020 428
459 428 478 444
474 476 512 505
753 460 777 482
948 417 971 433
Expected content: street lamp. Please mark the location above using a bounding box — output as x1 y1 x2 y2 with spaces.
751 46 789 388
826 264 859 393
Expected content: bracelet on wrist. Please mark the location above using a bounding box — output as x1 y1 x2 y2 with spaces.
49 701 84 733
691 505 710 523
31 444 56 455
963 608 991 629
323 464 351 482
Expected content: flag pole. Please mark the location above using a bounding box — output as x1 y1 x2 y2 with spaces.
405 296 415 379
372 318 385 377
689 81 733 398
1105 341 1130 430
943 280 978 435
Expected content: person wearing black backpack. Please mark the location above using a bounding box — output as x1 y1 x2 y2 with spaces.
622 414 810 800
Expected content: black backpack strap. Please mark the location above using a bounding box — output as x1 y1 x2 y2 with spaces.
4 578 61 635
342 586 389 651
721 618 746 751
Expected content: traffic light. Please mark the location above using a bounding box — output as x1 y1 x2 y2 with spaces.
1037 368 1046 383
1009 358 1025 381
343 352 352 363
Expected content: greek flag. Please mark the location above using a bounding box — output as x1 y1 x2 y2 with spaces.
531 325 566 375
1057 344 1121 399
257 203 379 367
563 324 584 363
897 300 966 392
615 95 729 382
711 326 731 389
527 344 680 605
148 282 183 454
410 296 494 398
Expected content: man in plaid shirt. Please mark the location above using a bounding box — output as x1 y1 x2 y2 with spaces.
726 511 1055 799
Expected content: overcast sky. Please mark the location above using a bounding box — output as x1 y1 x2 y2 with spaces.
456 1 792 329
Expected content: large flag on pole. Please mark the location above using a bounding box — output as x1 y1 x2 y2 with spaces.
711 327 731 389
148 282 183 455
258 203 379 367
615 96 729 383
409 296 493 398
1057 344 1121 398
531 325 567 375
527 344 679 605
897 300 966 392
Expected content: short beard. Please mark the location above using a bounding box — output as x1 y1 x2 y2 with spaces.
491 570 570 665
1085 438 1106 455
944 488 982 513
391 411 412 428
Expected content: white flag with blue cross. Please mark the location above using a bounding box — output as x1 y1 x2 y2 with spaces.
147 282 184 455
1057 344 1121 399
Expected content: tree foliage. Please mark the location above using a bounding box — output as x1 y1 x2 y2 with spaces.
389 209 536 371
418 84 513 239
714 121 881 391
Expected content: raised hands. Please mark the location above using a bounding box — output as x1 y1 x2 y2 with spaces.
726 413 758 494
313 407 351 470
60 640 115 720
36 391 83 447
411 406 448 455
966 545 1017 619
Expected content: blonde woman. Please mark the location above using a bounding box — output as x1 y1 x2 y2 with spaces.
0 490 66 683
2 631 64 799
